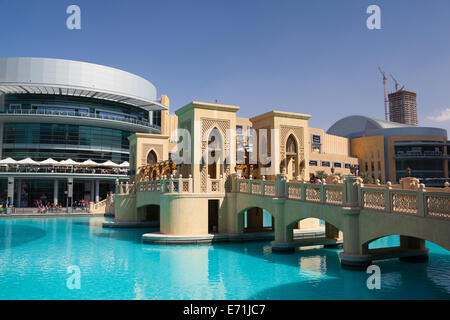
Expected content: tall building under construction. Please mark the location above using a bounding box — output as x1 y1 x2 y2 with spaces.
388 90 418 125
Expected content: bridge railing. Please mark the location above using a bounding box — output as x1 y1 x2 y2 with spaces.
116 182 136 195
234 174 450 220
90 193 115 213
207 175 224 193
237 177 277 197
359 181 450 220
285 181 344 205
136 175 194 194
236 176 345 205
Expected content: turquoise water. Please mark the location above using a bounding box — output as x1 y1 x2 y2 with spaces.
0 217 449 300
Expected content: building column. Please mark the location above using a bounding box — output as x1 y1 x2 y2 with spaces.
67 178 73 213
53 179 58 205
95 180 100 202
0 122 4 160
17 179 21 208
443 145 448 180
7 177 14 208
90 180 95 202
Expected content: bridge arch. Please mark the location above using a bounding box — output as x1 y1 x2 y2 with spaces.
284 201 343 232
286 216 342 242
361 231 450 251
236 205 275 233
136 190 161 208
139 204 160 225
235 194 276 220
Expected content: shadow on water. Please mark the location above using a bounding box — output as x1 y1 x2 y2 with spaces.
0 224 46 249
210 240 450 299
92 227 160 244
247 254 450 300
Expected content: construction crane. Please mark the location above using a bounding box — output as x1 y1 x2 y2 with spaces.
378 67 388 121
390 74 400 91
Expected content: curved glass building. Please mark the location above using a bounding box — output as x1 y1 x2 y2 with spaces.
0 57 168 208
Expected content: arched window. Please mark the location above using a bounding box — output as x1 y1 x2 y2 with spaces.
286 135 297 154
208 128 223 158
147 150 157 165
208 128 222 147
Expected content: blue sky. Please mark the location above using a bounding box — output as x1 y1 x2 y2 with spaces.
1 0 450 132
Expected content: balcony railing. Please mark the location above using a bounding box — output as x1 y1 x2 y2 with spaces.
0 166 129 175
1 109 161 131
395 151 447 158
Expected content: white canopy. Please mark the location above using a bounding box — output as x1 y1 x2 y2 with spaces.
60 158 80 166
80 159 99 167
0 157 17 165
118 161 129 168
39 158 61 166
17 157 39 165
99 160 119 167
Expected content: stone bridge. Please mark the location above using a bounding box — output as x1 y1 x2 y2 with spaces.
114 174 450 269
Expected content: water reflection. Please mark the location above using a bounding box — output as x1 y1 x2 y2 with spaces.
0 218 448 299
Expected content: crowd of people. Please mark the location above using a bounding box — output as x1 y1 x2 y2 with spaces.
34 199 90 213
0 199 12 214
35 200 63 213
309 174 323 184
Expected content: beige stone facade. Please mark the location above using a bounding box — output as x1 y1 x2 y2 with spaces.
115 101 359 233
108 100 450 269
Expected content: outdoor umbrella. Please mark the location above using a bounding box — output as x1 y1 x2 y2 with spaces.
0 157 17 165
39 158 62 166
17 157 39 165
80 159 99 167
118 161 129 168
60 159 80 166
99 160 119 167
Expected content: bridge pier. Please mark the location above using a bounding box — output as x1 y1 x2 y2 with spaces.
339 176 369 269
339 207 371 270
271 198 295 253
323 222 342 248
399 236 429 262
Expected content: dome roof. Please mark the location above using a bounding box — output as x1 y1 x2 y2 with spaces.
327 115 446 139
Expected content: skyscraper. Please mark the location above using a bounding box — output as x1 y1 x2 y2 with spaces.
388 90 418 125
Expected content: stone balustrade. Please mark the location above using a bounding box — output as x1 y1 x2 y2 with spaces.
236 176 277 197
118 173 449 221
208 175 224 193
234 174 450 220
90 193 115 213
135 174 194 194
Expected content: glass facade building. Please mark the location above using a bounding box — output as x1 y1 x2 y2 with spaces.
328 115 449 186
0 57 167 208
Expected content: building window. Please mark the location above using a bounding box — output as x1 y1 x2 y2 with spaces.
321 161 331 167
311 134 321 154
344 163 351 169
9 104 21 110
286 135 297 154
312 134 321 144
152 110 161 127
147 150 157 164
236 125 243 136
333 162 341 168
309 160 318 166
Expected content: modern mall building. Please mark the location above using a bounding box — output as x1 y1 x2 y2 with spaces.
0 57 169 207
328 115 449 186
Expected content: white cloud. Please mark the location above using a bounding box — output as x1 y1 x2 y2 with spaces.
427 108 450 122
